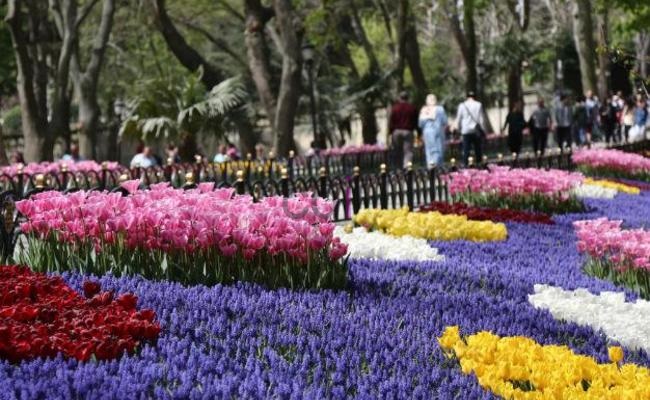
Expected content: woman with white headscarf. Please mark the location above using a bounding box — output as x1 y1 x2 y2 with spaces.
418 94 448 166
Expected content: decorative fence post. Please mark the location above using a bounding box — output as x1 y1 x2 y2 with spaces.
280 168 290 197
318 167 328 198
406 162 414 211
379 163 388 209
100 161 108 190
428 163 436 203
183 172 197 190
235 170 246 195
287 150 295 180
268 152 275 180
352 166 361 216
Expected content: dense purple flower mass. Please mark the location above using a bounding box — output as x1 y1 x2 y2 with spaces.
1 187 649 399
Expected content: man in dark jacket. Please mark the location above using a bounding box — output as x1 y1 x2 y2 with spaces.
389 91 419 168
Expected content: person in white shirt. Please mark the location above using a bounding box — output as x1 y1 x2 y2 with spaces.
455 91 484 166
130 146 157 168
61 143 84 162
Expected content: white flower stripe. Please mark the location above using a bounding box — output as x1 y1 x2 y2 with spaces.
572 184 618 199
528 284 650 353
334 226 445 262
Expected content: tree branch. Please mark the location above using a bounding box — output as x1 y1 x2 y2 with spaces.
150 0 224 88
216 0 246 22
76 0 101 29
175 18 247 68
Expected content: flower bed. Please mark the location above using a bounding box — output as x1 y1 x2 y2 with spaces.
573 183 619 199
3 192 650 398
438 326 650 399
419 201 554 225
15 184 348 289
529 284 650 353
334 225 445 261
354 207 507 242
0 265 159 363
1 160 122 178
444 166 585 213
573 148 650 182
583 178 641 194
574 218 650 298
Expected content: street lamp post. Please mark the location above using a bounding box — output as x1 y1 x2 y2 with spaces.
301 43 320 149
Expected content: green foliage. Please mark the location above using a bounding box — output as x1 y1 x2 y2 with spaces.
0 106 21 137
119 74 246 142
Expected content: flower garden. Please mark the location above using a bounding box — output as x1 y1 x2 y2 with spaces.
2 147 650 398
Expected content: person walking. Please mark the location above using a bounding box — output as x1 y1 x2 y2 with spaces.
630 97 649 142
585 90 599 142
61 143 84 162
418 94 448 166
388 91 419 168
573 96 589 146
554 95 573 150
130 145 157 168
502 100 526 155
621 97 635 143
529 98 552 155
456 91 485 166
599 97 618 145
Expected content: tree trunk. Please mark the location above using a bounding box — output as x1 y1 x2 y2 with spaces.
394 0 409 92
463 0 478 96
507 64 523 109
0 125 9 166
596 9 610 100
272 0 301 157
6 0 57 162
404 16 427 107
73 0 116 160
244 0 276 145
634 33 650 79
360 101 378 144
572 0 598 94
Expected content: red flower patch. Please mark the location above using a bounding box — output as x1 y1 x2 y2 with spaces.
0 265 160 363
419 201 555 225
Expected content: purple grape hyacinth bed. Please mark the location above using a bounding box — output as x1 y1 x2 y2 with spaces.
1 192 649 399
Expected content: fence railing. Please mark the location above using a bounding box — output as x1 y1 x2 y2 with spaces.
4 140 650 204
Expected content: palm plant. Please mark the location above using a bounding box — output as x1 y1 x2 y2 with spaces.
119 73 247 160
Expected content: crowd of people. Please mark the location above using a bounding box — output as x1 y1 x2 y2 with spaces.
388 89 650 168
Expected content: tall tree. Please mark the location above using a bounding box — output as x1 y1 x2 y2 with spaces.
443 0 478 95
5 0 76 161
68 0 116 160
505 0 530 108
270 0 302 156
595 7 610 99
572 0 598 94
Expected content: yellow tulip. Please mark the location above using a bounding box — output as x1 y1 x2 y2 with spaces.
437 326 650 400
353 208 507 242
608 346 624 364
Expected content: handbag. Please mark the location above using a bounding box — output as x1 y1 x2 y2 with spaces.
462 103 486 138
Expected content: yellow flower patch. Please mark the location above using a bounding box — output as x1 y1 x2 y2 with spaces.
354 208 507 242
584 178 640 195
438 326 650 399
